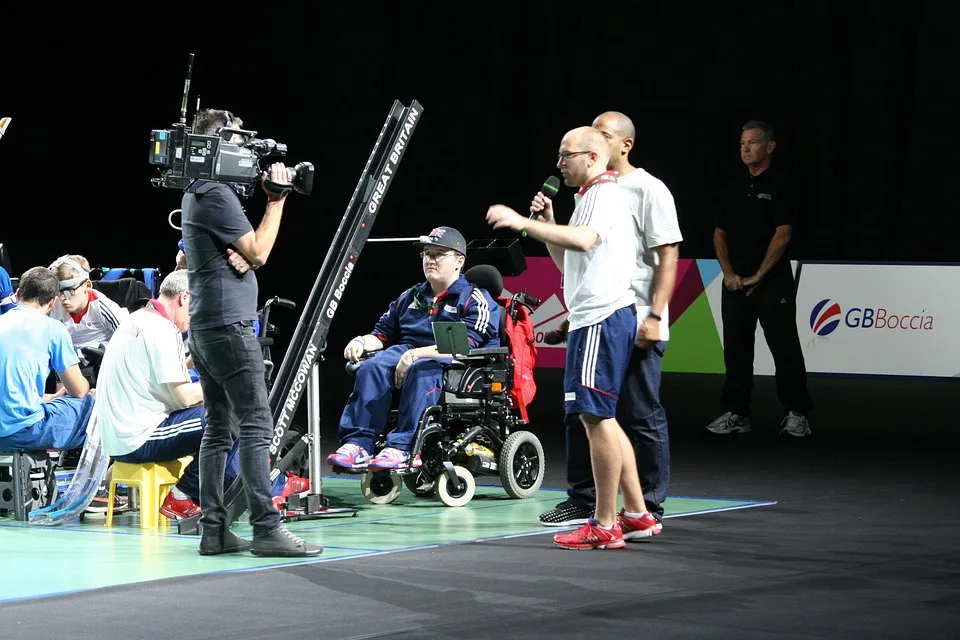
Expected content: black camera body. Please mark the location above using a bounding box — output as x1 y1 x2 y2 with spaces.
149 54 313 198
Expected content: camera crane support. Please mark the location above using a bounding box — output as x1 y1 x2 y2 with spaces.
176 98 424 534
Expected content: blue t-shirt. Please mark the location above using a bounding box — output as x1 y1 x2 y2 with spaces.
0 305 80 436
0 266 14 315
181 183 259 330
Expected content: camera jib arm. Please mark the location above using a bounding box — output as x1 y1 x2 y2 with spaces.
176 98 424 534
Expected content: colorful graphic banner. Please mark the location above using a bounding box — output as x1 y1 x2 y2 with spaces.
503 259 960 378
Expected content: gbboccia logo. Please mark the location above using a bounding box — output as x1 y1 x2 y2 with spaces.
810 298 935 336
810 299 842 336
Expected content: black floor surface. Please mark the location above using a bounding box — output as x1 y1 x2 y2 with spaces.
3 374 959 639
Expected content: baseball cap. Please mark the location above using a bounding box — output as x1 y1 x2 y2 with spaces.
414 226 467 255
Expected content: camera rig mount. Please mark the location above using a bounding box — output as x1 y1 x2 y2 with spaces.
148 53 314 198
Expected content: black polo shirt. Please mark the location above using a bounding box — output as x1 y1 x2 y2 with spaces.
716 163 796 280
181 183 259 330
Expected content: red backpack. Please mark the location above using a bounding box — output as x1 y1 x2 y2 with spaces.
499 296 538 422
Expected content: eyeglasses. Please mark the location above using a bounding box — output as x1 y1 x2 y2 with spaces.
421 251 456 262
557 150 592 163
59 283 87 298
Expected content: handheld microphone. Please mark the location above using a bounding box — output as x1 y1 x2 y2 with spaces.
522 175 561 238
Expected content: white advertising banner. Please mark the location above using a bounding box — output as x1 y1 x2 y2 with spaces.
795 263 960 377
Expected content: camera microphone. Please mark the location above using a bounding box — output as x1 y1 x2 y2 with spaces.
522 175 561 238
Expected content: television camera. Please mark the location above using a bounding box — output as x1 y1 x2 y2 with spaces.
148 54 314 198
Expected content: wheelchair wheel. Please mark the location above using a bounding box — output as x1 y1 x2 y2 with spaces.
435 465 475 507
361 471 402 505
499 430 545 499
402 470 435 497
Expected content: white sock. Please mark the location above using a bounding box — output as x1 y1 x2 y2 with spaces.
597 523 613 530
171 487 189 500
624 510 645 519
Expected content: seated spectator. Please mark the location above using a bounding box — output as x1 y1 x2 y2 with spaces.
0 265 14 315
327 226 500 472
0 267 94 451
96 270 307 520
48 254 127 350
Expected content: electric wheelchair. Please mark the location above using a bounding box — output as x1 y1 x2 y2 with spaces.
336 264 546 508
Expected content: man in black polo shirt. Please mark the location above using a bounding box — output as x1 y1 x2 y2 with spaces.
182 107 321 557
707 120 813 438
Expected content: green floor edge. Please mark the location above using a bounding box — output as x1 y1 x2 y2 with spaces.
0 476 777 603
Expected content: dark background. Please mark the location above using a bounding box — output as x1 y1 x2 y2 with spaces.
2 1 957 438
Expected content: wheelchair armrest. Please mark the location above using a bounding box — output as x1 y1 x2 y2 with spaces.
257 337 274 347
345 352 378 377
465 347 509 357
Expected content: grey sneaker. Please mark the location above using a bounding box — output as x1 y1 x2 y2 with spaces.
251 525 322 557
779 411 811 437
705 412 751 434
198 529 252 556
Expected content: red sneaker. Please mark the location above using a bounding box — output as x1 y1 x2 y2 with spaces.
553 520 625 550
282 472 310 498
618 509 662 540
159 492 201 520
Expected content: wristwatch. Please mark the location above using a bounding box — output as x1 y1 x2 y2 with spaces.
647 312 662 322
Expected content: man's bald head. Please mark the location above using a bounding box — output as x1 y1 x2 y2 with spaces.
592 111 637 171
558 126 612 187
592 111 636 141
562 126 610 162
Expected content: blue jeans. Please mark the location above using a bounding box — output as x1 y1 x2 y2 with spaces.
188 321 279 537
338 344 446 453
0 395 94 452
566 341 671 516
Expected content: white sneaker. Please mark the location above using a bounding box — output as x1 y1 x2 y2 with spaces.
706 412 751 434
779 411 811 437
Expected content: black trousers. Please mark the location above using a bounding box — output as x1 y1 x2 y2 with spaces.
720 273 813 417
189 321 281 537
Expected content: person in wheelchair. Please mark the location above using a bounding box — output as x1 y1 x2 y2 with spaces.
96 270 308 520
48 255 127 351
0 264 14 315
0 267 95 452
327 226 501 472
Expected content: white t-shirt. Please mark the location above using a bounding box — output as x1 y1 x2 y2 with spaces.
50 290 127 350
563 176 638 331
617 168 684 342
97 307 191 456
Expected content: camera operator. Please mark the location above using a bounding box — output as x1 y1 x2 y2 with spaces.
180 108 320 558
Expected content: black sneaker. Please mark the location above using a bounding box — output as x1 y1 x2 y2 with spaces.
198 529 252 556
538 499 594 527
250 525 322 557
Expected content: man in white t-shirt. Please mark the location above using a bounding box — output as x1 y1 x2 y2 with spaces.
486 125 661 550
539 111 683 528
97 270 306 530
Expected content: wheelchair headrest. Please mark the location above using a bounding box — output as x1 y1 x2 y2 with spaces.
465 264 503 298
0 243 12 274
92 278 152 313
